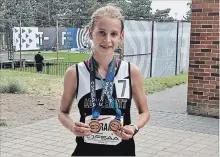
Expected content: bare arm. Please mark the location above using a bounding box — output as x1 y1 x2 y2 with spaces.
58 65 76 130
130 63 150 129
58 65 91 136
114 63 150 140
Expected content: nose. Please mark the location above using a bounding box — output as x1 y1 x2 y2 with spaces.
105 34 111 42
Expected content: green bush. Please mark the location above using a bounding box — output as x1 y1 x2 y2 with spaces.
0 120 7 127
144 73 188 94
0 70 62 96
0 79 26 94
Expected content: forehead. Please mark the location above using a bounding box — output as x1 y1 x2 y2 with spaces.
94 16 122 32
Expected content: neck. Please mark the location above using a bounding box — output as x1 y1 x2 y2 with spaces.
93 53 114 71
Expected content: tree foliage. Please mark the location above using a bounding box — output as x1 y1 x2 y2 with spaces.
0 0 175 30
153 8 174 21
183 2 191 21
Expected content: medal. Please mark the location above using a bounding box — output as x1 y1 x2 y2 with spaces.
89 57 122 134
89 120 101 133
109 119 122 132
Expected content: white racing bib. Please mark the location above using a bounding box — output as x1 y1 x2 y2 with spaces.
84 115 123 145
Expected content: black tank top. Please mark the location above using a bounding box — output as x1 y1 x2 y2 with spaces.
73 59 135 156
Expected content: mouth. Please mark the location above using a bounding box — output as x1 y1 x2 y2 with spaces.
100 45 113 50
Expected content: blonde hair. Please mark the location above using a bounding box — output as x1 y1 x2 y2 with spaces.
89 4 124 32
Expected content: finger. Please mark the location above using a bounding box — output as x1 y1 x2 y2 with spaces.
74 130 92 136
74 122 91 131
81 127 91 132
75 132 87 137
121 131 131 140
82 123 90 128
83 132 93 136
74 126 91 133
75 122 90 128
122 126 134 135
75 133 85 136
113 130 123 138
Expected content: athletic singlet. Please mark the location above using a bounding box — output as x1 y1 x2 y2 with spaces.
72 59 136 156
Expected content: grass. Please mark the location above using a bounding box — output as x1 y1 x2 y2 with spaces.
23 52 120 63
41 52 91 63
0 80 25 94
23 51 92 63
144 73 188 94
13 63 73 76
0 70 63 97
0 70 188 97
17 52 121 75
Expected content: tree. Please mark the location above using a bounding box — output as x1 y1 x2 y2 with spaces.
57 0 95 27
93 0 153 20
18 0 36 27
34 0 56 27
122 0 152 20
4 0 19 27
183 2 191 21
0 0 6 32
1 0 176 29
2 0 35 27
153 8 174 21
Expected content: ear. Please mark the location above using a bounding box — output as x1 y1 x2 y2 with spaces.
120 31 124 40
89 28 93 40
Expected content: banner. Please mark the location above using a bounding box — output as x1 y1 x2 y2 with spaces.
13 27 90 51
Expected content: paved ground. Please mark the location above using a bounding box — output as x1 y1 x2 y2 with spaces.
147 84 187 114
1 84 219 157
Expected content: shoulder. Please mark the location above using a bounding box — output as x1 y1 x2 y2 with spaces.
64 64 77 80
129 63 143 84
62 64 78 92
64 60 88 79
119 60 142 82
128 62 141 76
118 60 141 77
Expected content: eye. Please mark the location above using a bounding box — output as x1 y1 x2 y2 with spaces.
99 31 105 36
111 32 118 37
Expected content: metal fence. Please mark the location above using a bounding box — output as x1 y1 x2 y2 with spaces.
2 61 75 76
0 18 190 78
123 20 191 78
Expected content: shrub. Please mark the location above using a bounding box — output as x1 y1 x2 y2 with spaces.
0 80 26 94
0 119 7 127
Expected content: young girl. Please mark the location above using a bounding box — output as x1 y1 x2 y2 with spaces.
58 4 150 156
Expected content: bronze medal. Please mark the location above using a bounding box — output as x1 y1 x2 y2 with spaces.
89 120 101 133
109 119 122 132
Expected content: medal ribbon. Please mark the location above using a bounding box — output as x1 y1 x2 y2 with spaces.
90 56 122 120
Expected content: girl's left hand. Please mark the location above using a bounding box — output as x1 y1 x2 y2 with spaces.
113 125 135 140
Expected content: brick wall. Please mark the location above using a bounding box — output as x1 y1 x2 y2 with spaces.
187 0 219 118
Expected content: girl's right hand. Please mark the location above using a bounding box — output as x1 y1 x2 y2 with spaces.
70 122 92 136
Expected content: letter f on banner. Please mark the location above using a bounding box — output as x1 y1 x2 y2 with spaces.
62 32 66 45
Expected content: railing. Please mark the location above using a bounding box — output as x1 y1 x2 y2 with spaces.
1 61 77 76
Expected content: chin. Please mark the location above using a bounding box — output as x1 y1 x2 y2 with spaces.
97 48 114 55
103 50 114 55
